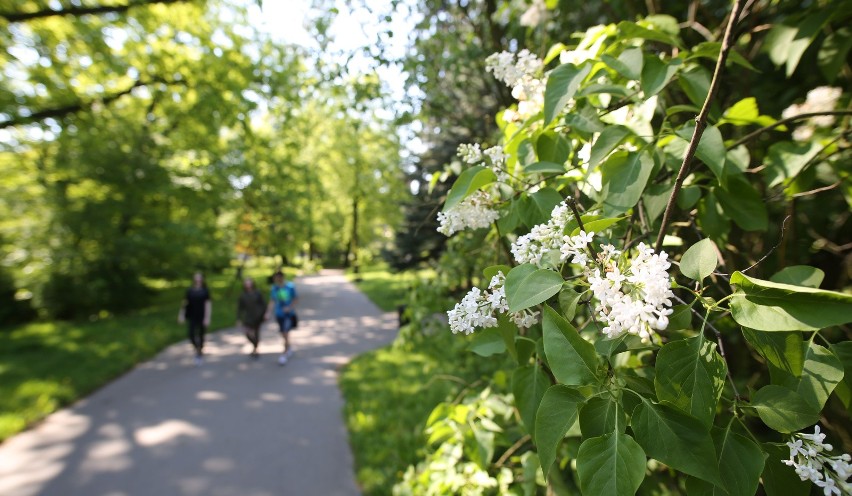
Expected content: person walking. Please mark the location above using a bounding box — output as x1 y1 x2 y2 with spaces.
237 277 266 359
266 271 297 366
178 272 212 366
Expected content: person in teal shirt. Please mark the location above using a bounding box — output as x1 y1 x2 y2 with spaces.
265 271 297 365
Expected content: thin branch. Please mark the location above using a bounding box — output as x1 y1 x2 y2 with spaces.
494 434 531 468
1 0 187 23
567 196 598 261
680 21 715 41
791 181 841 198
740 215 791 274
728 110 852 149
655 0 746 252
0 77 177 129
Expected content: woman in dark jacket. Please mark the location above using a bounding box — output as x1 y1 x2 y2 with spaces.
179 272 211 366
237 277 266 359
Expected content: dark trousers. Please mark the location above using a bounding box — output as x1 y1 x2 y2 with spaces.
188 320 206 355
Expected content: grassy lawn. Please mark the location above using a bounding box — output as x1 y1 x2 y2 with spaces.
0 262 290 442
347 264 433 312
342 264 497 494
339 344 466 495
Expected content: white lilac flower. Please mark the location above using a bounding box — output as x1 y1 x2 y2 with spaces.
485 49 546 119
458 143 483 164
587 242 674 342
437 191 501 236
448 271 536 334
519 0 546 27
510 200 595 269
484 145 508 167
511 309 540 329
448 287 498 335
484 145 510 182
784 425 852 496
781 86 843 141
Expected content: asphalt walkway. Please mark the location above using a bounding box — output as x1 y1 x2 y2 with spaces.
0 270 398 496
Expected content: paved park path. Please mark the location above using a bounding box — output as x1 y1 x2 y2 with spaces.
0 270 399 496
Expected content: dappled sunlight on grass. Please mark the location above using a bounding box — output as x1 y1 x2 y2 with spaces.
339 336 492 496
348 265 435 312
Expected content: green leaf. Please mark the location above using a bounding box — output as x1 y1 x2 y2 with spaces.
564 105 605 134
666 104 701 116
727 145 751 173
770 265 824 288
678 66 711 108
497 314 519 362
711 426 766 496
536 131 571 164
680 238 718 281
602 47 643 80
617 20 683 47
697 191 730 240
521 187 564 227
505 264 564 313
577 433 646 496
631 400 723 487
730 271 852 331
797 342 844 410
577 83 632 98
719 97 776 128
497 199 522 233
751 385 819 433
644 182 674 223
589 125 632 169
580 397 626 438
600 151 655 215
468 327 506 357
442 166 497 212
764 24 799 67
715 177 768 231
830 341 852 409
542 306 600 386
570 216 625 237
688 41 757 71
765 141 821 188
544 62 592 125
711 425 766 496
558 287 582 321
466 427 495 469
676 125 727 187
741 328 804 387
818 27 852 83
524 161 566 174
667 304 693 331
513 364 551 436
784 10 832 77
516 336 537 364
676 185 701 209
535 385 585 474
641 56 680 96
654 335 727 427
484 264 512 280
595 334 630 358
761 443 811 496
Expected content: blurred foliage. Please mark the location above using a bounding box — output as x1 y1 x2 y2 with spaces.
0 0 405 319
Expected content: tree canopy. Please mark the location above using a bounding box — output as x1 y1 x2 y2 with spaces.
0 0 404 318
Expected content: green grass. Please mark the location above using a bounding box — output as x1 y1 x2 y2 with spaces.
0 263 288 442
347 264 434 312
341 260 502 495
340 341 470 495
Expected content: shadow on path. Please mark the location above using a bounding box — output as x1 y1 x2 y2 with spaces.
0 270 397 496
